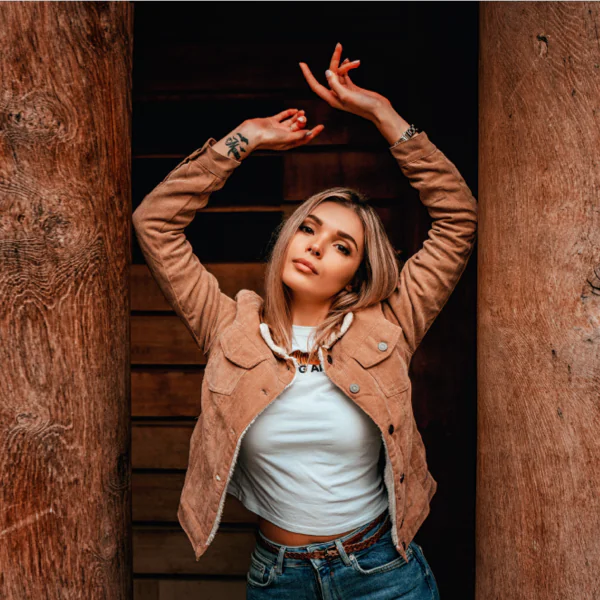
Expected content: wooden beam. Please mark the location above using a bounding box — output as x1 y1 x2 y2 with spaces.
0 2 134 597
478 3 600 597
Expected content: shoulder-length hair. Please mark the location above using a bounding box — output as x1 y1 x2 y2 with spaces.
261 187 404 365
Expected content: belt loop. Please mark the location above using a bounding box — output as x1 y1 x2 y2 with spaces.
334 538 353 566
276 544 286 575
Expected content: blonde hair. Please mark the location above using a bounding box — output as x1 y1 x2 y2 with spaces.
262 187 403 365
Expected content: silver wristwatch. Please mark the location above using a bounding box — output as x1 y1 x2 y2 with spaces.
389 124 419 149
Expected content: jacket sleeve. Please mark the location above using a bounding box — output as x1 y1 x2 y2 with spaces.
382 131 478 356
132 138 243 356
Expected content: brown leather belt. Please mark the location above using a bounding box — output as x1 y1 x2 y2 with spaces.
256 511 391 560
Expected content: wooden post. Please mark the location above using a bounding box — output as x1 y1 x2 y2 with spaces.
478 3 600 598
0 3 134 598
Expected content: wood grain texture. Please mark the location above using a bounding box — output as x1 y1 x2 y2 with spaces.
0 2 134 598
478 3 600 598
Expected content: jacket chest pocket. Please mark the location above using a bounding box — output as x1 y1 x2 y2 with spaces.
205 323 271 396
352 321 410 398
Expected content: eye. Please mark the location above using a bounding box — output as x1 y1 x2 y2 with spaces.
298 224 351 255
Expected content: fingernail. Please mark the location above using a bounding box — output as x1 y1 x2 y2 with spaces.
298 116 306 122
325 70 332 77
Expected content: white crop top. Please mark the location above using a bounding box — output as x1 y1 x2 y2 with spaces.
226 324 389 534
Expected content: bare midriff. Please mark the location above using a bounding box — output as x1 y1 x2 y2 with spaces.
258 515 357 546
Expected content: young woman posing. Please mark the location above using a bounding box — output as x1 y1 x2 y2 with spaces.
133 43 477 599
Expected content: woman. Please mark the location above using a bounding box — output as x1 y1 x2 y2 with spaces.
133 42 477 599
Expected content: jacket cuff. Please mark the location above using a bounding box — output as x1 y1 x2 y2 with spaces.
389 130 437 166
187 137 243 179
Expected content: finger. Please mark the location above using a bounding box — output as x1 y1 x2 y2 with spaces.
290 115 307 131
273 108 299 122
296 124 325 146
329 42 343 72
324 69 347 100
341 69 358 90
283 109 306 129
339 60 360 75
303 124 325 143
286 109 305 123
299 62 344 108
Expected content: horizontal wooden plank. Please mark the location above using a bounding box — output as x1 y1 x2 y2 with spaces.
133 526 256 575
132 420 192 469
134 578 246 600
131 368 203 417
131 263 266 312
133 472 256 524
283 150 405 201
131 316 205 365
133 152 283 206
132 209 283 265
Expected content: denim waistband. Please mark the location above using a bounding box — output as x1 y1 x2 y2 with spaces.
256 507 390 556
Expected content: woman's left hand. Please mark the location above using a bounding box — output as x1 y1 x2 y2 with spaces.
299 42 392 122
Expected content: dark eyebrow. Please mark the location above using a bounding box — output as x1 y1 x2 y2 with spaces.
305 213 359 252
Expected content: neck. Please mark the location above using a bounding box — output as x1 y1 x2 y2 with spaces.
290 299 331 327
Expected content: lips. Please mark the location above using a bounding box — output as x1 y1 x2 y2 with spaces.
293 258 318 274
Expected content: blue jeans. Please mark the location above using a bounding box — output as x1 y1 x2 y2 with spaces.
246 508 441 599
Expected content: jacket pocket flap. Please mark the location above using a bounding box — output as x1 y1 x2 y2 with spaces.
353 320 403 369
219 324 271 369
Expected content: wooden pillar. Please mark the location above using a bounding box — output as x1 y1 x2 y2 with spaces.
0 3 134 598
478 3 599 598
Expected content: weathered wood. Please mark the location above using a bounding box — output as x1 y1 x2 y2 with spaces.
133 579 247 600
0 2 134 598
131 316 206 365
130 263 266 312
478 3 600 598
283 151 405 201
133 526 256 575
131 369 204 417
132 472 256 523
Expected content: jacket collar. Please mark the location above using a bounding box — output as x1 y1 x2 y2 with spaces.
225 290 402 368
259 311 354 360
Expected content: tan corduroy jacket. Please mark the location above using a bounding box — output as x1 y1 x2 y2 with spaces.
132 130 478 564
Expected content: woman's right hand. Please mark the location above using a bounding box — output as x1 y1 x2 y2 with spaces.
247 108 325 151
212 109 324 161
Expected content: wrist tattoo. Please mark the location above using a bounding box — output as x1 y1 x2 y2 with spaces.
225 132 250 160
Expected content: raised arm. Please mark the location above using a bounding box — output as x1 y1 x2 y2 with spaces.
132 123 252 356
374 106 478 356
300 51 478 357
132 111 323 356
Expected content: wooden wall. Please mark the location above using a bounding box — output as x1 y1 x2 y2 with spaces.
131 4 478 598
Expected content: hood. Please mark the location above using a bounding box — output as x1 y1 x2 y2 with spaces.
259 312 354 360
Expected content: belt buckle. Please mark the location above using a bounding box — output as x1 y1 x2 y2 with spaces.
325 546 338 559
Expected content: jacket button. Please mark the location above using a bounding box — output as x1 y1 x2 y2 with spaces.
215 474 221 481
388 424 394 434
327 354 333 364
400 472 405 483
349 383 360 393
378 342 388 351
